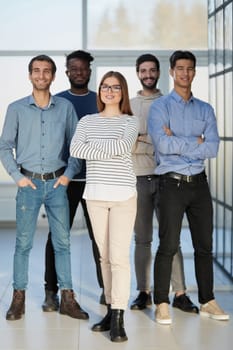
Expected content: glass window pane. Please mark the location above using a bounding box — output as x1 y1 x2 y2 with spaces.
224 209 232 274
225 142 232 206
209 78 216 113
216 0 223 7
215 204 224 262
217 141 224 203
87 0 207 50
216 75 224 136
209 157 217 198
208 16 215 75
225 72 233 137
0 0 82 50
225 3 232 69
216 10 224 72
217 142 225 202
208 0 215 13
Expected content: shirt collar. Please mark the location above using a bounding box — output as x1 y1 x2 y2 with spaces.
28 94 55 108
171 89 194 103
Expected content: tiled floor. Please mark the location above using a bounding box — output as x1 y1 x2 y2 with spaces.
0 224 232 350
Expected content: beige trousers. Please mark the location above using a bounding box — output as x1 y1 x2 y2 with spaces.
86 195 137 310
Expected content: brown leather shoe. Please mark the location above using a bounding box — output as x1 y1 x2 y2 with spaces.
6 290 25 321
60 289 89 320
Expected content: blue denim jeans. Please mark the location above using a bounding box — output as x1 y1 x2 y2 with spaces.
14 179 72 290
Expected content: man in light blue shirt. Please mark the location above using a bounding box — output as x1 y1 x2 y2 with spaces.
148 50 229 324
0 55 88 321
130 53 198 314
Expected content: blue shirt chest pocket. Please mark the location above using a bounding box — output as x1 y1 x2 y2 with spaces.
191 119 206 137
170 118 206 137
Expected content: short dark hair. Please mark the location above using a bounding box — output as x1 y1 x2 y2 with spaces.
65 50 94 67
169 50 196 69
136 53 160 72
28 55 57 75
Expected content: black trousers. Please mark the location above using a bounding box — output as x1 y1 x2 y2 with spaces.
154 175 214 305
44 181 103 293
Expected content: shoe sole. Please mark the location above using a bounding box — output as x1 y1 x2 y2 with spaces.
130 305 147 310
110 336 128 342
130 302 152 310
60 310 89 320
42 306 59 312
6 314 24 321
92 327 110 332
6 309 25 321
200 310 230 321
156 318 172 325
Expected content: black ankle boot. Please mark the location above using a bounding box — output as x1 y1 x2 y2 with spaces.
42 290 59 312
110 309 128 342
92 304 111 332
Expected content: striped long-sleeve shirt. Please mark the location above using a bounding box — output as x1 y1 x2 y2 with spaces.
70 113 139 201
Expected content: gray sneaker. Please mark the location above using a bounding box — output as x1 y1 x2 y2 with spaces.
155 303 172 325
200 299 229 321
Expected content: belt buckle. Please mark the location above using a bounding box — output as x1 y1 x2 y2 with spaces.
174 174 181 181
40 173 46 181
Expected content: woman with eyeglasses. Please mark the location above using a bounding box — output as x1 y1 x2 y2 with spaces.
70 71 139 342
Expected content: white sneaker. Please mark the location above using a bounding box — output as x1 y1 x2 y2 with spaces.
200 299 230 321
155 303 172 324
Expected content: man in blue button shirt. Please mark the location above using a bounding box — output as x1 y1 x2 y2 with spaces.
0 55 89 321
148 50 229 324
130 53 198 314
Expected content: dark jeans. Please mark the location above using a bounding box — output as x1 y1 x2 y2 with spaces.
154 174 214 305
44 181 103 293
134 175 186 292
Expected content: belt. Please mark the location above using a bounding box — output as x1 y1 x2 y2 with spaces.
145 175 159 181
21 167 65 181
162 171 206 183
138 175 159 180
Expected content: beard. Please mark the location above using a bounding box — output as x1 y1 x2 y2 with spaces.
140 78 158 90
69 77 90 90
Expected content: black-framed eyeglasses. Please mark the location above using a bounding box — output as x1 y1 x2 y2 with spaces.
100 84 122 93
